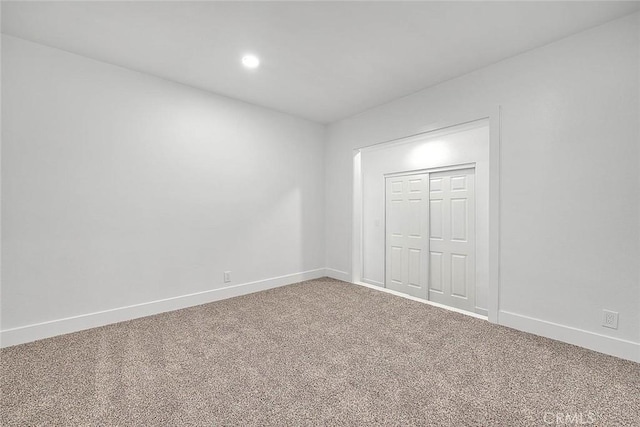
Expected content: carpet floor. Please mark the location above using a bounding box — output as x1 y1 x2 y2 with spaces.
1 277 639 426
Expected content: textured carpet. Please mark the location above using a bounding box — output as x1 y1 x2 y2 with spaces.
1 278 639 426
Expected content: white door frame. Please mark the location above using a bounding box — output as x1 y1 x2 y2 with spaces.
352 106 501 323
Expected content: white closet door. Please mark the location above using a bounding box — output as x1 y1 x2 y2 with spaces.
428 169 476 312
385 174 429 299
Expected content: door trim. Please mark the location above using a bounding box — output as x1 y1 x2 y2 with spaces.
384 163 475 179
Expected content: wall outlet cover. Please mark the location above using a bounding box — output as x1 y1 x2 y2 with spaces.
602 309 618 329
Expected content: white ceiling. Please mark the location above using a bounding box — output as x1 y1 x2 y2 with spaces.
2 1 639 123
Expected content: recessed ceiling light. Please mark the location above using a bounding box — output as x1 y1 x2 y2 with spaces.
242 55 260 69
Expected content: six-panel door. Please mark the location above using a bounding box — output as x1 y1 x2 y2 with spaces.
385 174 429 299
385 168 476 312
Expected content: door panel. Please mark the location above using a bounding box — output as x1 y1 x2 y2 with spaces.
428 169 476 312
390 246 403 284
451 254 468 297
429 251 443 293
451 198 468 241
385 174 429 299
408 249 421 287
429 199 444 239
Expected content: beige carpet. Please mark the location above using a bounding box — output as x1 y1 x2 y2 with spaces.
1 278 639 426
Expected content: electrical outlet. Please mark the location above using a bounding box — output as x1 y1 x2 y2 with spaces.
602 309 618 329
223 271 231 283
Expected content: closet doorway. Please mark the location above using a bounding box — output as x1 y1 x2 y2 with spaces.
385 167 476 312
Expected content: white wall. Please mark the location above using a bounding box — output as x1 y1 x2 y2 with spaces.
326 14 640 361
1 35 325 341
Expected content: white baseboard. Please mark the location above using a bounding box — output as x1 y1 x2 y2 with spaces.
353 280 488 320
324 268 351 282
499 310 640 363
361 277 384 287
0 268 326 348
475 307 489 317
